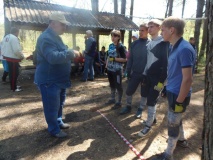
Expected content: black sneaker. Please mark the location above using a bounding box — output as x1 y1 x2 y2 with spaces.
119 105 131 115
152 152 173 160
53 131 67 138
141 118 157 126
138 125 151 137
176 140 189 148
80 79 86 82
111 102 122 110
135 108 143 119
166 139 189 148
105 99 116 105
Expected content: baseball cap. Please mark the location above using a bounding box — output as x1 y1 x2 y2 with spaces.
132 32 138 39
49 12 71 25
148 19 162 26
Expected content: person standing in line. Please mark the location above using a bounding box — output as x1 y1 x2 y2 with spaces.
1 27 24 92
81 30 96 82
119 24 150 115
105 30 126 109
34 12 78 138
137 19 169 137
0 42 9 83
152 17 196 160
99 46 107 75
189 37 198 73
123 32 139 78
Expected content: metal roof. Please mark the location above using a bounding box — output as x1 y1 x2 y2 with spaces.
3 0 139 31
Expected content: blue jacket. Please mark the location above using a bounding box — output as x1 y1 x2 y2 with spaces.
34 27 73 89
85 37 96 57
127 38 149 74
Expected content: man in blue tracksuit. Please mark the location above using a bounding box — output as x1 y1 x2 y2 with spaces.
119 24 150 115
35 13 78 138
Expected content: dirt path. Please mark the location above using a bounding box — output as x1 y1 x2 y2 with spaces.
0 69 204 160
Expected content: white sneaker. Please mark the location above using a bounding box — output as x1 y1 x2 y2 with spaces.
17 85 21 89
15 88 22 92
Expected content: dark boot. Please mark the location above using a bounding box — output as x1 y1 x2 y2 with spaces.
105 88 116 105
2 71 8 82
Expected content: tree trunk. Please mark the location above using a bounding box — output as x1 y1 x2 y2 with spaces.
194 0 205 54
202 0 213 159
181 0 186 18
91 0 99 12
121 0 126 15
168 0 174 16
199 8 208 61
128 0 134 48
114 0 118 14
165 0 169 18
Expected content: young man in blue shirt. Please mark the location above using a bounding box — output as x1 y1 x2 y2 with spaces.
35 12 78 138
152 17 196 160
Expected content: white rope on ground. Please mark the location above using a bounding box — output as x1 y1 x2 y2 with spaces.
97 110 146 160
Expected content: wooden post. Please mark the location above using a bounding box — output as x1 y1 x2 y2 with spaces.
72 33 76 49
96 34 100 52
120 30 125 44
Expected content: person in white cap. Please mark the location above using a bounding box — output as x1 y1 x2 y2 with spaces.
34 12 78 138
137 19 169 138
132 32 138 42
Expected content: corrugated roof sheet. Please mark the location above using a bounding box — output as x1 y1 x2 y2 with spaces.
3 0 138 31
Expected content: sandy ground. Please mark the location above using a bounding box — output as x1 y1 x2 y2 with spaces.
0 68 204 160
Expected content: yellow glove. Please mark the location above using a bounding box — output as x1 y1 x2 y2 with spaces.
154 82 163 91
109 56 115 62
174 101 184 113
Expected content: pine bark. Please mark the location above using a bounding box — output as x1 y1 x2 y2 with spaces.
121 0 126 15
91 0 99 12
165 0 169 18
168 0 174 16
202 0 213 159
181 0 186 18
199 8 208 60
194 0 205 54
128 0 134 48
114 0 118 14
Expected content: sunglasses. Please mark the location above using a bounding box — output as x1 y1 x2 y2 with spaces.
111 34 120 37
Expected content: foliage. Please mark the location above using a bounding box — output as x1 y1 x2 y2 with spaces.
0 21 202 54
0 24 4 39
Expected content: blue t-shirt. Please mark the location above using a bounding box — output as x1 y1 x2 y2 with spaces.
167 38 196 96
107 43 126 72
